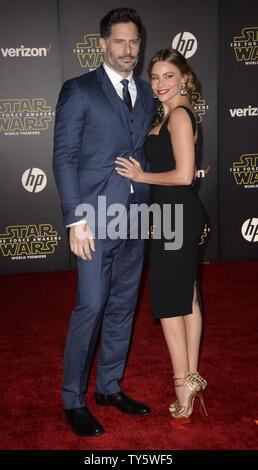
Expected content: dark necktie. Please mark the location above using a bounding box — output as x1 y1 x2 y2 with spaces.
121 79 132 111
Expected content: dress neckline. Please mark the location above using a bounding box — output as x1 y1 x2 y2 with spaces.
148 105 196 137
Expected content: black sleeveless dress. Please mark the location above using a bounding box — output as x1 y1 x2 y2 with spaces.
144 106 205 318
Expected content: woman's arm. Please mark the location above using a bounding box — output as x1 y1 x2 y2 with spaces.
115 107 196 186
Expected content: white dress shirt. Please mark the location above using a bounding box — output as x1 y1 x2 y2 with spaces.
67 62 136 227
103 62 137 106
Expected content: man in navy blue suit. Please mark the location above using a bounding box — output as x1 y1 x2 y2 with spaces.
53 8 157 436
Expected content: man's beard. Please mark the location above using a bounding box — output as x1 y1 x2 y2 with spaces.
105 48 139 73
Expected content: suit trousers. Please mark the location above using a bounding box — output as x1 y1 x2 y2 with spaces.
62 194 145 409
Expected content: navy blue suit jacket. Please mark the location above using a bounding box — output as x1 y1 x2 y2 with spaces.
53 64 157 228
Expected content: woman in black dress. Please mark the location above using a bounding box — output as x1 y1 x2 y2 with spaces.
115 49 208 424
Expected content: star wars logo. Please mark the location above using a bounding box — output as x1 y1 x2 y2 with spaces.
0 224 61 260
152 103 164 127
73 34 104 71
191 92 209 123
198 223 211 246
0 98 54 136
229 153 258 189
149 223 210 246
153 93 208 126
230 27 258 65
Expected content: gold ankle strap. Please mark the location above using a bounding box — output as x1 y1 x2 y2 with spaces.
173 375 201 392
187 372 207 389
173 377 186 387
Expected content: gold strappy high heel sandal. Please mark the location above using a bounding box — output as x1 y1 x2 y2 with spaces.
169 372 207 414
191 372 207 391
170 375 208 424
168 399 180 414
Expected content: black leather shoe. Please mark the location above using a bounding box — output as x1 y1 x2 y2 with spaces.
95 390 151 416
65 406 104 436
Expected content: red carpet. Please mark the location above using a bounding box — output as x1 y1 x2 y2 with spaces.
0 260 257 450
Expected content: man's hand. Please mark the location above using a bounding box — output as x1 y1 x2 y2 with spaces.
69 223 95 260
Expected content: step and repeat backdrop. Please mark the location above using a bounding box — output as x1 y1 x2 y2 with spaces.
0 0 256 274
219 1 258 260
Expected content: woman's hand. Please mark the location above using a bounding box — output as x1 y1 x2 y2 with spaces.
115 156 145 183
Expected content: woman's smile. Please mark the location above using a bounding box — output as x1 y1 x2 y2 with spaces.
157 89 170 95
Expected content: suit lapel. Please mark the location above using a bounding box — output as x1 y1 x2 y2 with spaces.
96 65 130 135
133 75 150 147
96 65 152 148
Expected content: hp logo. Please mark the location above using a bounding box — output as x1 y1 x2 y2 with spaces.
172 32 198 58
22 168 47 193
241 218 258 242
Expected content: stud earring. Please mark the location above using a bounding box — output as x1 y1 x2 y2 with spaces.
180 83 187 96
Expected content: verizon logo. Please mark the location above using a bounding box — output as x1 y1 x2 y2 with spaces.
1 44 52 57
229 106 258 117
196 165 211 179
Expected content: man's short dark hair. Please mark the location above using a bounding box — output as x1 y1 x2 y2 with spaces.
100 7 142 40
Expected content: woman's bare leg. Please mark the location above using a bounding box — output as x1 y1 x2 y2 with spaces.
184 283 202 374
160 315 189 405
160 284 202 407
